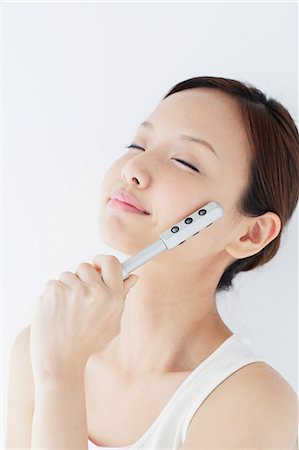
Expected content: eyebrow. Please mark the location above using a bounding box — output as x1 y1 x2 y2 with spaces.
139 121 219 159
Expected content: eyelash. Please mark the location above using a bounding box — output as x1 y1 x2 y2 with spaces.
124 144 201 174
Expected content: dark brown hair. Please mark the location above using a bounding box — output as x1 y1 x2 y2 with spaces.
163 76 299 292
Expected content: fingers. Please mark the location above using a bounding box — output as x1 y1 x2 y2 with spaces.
49 256 122 291
58 271 81 286
42 278 65 297
58 263 101 287
92 254 122 293
74 262 102 286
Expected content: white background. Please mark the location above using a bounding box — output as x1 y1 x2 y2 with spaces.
2 0 298 440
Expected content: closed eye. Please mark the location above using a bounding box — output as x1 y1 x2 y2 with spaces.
124 144 201 174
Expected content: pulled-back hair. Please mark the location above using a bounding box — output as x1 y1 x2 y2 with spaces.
163 76 299 292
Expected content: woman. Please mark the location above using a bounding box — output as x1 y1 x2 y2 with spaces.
6 76 299 449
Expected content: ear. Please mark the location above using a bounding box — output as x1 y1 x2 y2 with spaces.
225 212 281 259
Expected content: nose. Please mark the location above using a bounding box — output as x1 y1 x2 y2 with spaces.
122 172 141 186
121 146 163 187
121 159 146 187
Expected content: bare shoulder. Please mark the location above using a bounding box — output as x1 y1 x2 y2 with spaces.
181 361 298 449
11 325 32 370
9 324 34 407
6 325 34 448
10 325 32 372
222 360 298 400
13 324 31 347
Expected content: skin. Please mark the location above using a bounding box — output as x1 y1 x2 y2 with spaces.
7 88 297 450
98 87 281 380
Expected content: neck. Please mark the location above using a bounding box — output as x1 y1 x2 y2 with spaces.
104 256 233 378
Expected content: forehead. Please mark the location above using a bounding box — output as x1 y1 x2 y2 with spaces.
144 87 251 168
149 88 244 137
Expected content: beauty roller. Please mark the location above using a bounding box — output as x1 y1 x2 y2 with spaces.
120 201 224 280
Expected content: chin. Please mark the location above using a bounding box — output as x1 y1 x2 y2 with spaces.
98 226 144 256
98 210 151 252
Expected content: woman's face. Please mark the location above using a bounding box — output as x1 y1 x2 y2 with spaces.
98 88 252 267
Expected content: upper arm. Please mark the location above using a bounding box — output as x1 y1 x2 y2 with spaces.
6 325 35 449
180 363 299 450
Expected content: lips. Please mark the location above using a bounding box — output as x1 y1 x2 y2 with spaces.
110 188 150 214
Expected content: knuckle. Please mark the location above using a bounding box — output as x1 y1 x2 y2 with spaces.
93 254 119 263
77 262 91 270
60 271 73 277
58 272 73 282
92 254 103 263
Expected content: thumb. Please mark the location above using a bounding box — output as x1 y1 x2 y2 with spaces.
123 274 139 296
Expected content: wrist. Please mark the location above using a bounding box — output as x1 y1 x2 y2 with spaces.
33 360 87 388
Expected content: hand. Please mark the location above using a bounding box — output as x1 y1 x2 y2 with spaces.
30 255 138 383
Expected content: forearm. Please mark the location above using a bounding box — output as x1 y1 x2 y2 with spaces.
31 376 88 450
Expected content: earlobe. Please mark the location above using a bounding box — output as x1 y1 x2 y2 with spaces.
225 212 281 260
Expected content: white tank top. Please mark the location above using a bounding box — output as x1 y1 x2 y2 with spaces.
88 333 267 449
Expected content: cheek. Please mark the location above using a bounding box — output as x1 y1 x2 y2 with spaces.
154 186 205 232
158 177 210 217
